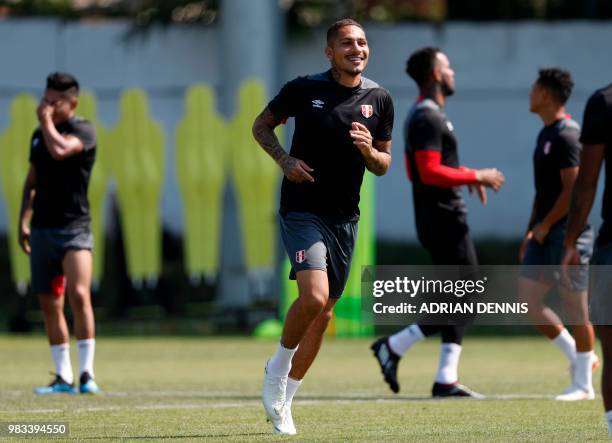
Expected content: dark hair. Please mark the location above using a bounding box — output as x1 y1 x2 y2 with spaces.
536 68 573 104
405 47 441 87
326 18 364 45
46 72 79 96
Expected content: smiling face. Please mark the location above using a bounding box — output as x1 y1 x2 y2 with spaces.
325 25 369 77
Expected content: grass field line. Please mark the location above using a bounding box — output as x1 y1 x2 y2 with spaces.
1 389 556 401
0 393 558 415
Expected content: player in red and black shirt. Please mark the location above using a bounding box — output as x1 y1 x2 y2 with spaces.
372 47 504 398
252 19 393 435
518 68 597 401
563 82 612 435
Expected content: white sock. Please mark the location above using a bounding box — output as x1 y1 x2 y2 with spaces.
285 377 302 409
77 338 96 378
552 329 576 364
573 351 594 391
267 343 298 377
606 410 612 437
50 343 73 384
388 324 425 356
435 343 462 384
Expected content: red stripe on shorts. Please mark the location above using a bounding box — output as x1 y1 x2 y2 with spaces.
51 275 65 297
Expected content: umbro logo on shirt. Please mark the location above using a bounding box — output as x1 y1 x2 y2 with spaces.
446 121 454 132
32 138 39 147
312 99 324 109
543 141 551 155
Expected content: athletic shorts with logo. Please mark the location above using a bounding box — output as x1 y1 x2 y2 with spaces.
280 212 357 299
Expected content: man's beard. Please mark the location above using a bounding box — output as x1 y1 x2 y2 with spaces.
333 59 364 77
342 64 363 76
441 79 454 97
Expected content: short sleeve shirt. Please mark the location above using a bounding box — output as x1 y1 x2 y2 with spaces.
533 117 581 224
268 70 394 221
29 116 97 229
404 98 466 238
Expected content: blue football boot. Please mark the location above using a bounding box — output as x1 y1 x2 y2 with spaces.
33 374 76 395
79 372 100 394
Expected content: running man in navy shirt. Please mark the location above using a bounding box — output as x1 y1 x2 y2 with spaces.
252 19 394 435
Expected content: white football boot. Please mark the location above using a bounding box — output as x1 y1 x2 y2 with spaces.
262 362 295 434
555 354 599 401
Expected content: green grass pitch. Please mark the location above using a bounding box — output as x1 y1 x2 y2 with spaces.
0 335 608 441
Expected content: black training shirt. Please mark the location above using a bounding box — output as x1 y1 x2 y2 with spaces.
267 70 394 221
29 116 97 229
532 117 581 225
404 98 466 240
581 84 612 245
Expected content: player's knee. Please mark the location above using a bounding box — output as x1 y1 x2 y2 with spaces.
67 284 91 308
516 291 531 308
517 291 539 308
562 299 587 321
301 291 328 315
39 295 63 315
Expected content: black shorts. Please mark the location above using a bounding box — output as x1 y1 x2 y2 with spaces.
279 212 357 298
520 223 593 290
30 226 93 295
417 220 479 328
419 219 479 267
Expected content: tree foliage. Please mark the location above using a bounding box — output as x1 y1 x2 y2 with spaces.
0 0 610 27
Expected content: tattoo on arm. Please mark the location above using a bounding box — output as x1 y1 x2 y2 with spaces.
252 107 287 165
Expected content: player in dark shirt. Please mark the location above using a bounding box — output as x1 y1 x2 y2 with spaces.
518 68 597 401
252 19 393 435
18 73 99 395
563 83 612 435
371 47 504 398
